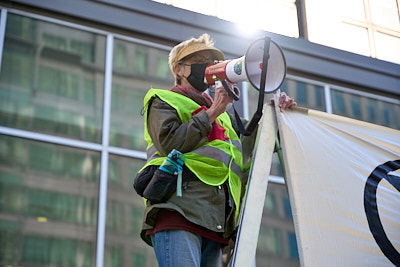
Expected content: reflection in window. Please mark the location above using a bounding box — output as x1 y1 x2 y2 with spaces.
257 226 282 256
105 154 156 266
108 160 121 185
0 221 22 263
41 32 95 63
21 235 93 267
247 77 325 117
270 153 284 177
104 245 123 267
131 206 144 236
256 183 299 265
264 192 277 215
132 248 147 267
282 190 293 218
281 79 325 111
27 189 96 225
114 43 128 71
111 39 173 151
156 53 171 79
288 232 299 259
0 135 99 266
0 13 106 142
106 201 124 230
110 83 147 151
134 48 148 74
331 89 400 129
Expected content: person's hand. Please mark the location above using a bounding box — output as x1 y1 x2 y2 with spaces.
270 92 296 112
206 83 234 122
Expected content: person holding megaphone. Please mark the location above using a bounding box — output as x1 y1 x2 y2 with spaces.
134 33 296 267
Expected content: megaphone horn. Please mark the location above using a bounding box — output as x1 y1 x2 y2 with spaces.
204 38 286 94
204 56 247 85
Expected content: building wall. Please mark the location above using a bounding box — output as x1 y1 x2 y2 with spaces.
0 1 399 267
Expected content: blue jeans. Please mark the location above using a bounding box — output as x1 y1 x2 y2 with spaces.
150 230 222 267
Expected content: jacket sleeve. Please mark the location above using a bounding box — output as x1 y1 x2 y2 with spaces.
147 96 213 156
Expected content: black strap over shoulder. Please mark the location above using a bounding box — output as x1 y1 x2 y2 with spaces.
224 36 272 137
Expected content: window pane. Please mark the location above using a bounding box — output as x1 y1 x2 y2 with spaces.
264 191 277 215
257 0 299 38
105 154 156 267
256 183 299 266
217 0 299 37
306 0 344 46
0 135 99 266
246 81 270 120
288 232 299 259
337 23 370 56
247 77 325 126
110 39 174 151
282 189 293 218
270 153 284 177
369 0 400 31
280 79 326 111
160 0 299 37
0 13 106 143
306 0 370 56
341 0 366 21
375 32 400 64
257 227 282 256
331 89 400 129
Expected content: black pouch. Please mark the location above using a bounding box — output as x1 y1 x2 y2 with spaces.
143 169 177 204
133 165 158 197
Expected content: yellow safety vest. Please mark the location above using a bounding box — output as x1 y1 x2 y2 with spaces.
142 88 243 217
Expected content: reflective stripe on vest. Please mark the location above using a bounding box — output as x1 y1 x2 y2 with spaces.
142 88 243 217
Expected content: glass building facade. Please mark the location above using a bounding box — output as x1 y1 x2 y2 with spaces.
0 2 399 267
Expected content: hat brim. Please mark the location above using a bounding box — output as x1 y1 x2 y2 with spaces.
175 43 225 63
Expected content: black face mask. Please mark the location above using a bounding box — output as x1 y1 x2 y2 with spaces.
186 63 209 92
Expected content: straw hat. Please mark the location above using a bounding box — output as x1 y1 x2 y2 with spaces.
169 33 225 76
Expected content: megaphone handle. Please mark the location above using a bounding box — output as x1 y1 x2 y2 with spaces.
217 80 239 101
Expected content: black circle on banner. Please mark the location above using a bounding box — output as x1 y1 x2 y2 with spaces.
364 160 400 266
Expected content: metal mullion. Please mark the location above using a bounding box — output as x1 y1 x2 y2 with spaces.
95 34 114 267
0 126 103 151
324 85 333 114
269 175 285 185
330 85 400 105
286 74 326 88
114 32 172 51
1 6 109 35
3 5 174 52
242 82 250 120
287 74 400 105
108 146 146 160
0 9 7 73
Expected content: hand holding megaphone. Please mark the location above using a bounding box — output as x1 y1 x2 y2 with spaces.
206 82 235 121
215 80 240 101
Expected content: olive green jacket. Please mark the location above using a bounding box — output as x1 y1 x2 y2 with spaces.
140 95 255 246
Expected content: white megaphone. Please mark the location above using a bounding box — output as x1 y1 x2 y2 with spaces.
204 37 286 98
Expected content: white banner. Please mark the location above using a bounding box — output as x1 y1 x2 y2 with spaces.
276 107 400 266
